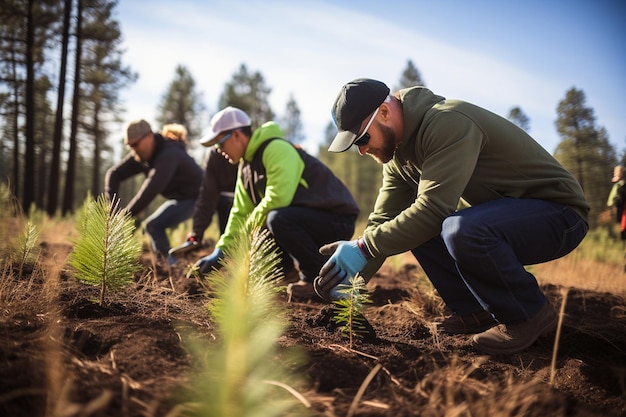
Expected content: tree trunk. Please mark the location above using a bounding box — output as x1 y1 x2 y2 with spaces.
62 0 82 215
11 52 20 200
22 0 35 212
35 129 48 208
47 0 72 216
91 101 101 197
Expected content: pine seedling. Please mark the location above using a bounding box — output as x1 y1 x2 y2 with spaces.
14 221 39 279
69 194 142 305
0 181 23 258
180 227 310 417
333 275 372 349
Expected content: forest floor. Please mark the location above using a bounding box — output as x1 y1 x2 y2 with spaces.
1 239 625 417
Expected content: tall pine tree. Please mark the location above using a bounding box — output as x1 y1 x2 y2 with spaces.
218 63 274 127
554 87 617 227
507 106 530 132
156 64 204 144
281 93 304 145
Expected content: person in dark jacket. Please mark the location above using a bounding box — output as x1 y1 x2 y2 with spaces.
315 79 589 355
606 165 626 240
105 119 203 264
193 106 360 300
169 144 239 257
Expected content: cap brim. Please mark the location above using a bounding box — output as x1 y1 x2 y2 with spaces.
199 129 220 147
328 130 358 153
125 132 149 146
125 137 140 146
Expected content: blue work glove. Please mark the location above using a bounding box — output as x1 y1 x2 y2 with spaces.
314 239 371 302
193 248 224 276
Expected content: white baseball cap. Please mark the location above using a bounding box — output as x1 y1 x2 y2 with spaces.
199 106 252 147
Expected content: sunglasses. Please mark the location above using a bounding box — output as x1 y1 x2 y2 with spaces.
127 133 149 148
353 107 379 147
215 129 238 148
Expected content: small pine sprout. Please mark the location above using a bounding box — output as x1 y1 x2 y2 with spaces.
15 221 39 278
333 275 372 349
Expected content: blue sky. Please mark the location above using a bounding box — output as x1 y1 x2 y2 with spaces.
116 0 625 158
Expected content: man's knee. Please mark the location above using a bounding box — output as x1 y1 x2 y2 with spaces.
266 209 289 234
441 215 480 253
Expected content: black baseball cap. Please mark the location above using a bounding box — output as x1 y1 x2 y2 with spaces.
329 78 390 153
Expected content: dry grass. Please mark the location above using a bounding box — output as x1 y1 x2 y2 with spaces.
535 257 626 297
385 243 626 298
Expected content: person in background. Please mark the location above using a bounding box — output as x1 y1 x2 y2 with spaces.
161 122 188 146
168 135 239 258
607 165 626 240
315 78 589 354
193 106 360 300
105 119 203 265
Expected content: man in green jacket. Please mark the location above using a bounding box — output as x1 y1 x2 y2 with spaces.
315 79 589 354
193 106 359 300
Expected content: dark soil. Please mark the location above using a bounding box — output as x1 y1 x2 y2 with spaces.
1 243 625 417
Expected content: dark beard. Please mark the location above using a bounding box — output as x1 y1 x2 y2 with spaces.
367 124 397 164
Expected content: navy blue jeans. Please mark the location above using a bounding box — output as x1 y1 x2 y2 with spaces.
411 199 588 323
266 207 357 282
145 198 196 257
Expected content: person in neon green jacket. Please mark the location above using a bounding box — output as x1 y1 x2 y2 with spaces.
315 79 589 354
193 106 359 300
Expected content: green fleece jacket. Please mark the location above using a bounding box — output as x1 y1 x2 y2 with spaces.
362 86 589 264
217 121 359 253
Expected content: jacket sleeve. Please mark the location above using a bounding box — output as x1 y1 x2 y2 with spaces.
104 154 144 202
247 140 304 227
192 151 221 238
363 111 482 257
126 150 179 216
215 174 255 254
608 182 622 207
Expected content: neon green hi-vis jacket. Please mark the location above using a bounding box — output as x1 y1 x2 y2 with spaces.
216 121 359 255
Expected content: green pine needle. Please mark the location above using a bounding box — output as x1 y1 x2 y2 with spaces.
15 221 39 278
333 276 372 349
69 194 142 305
181 226 309 417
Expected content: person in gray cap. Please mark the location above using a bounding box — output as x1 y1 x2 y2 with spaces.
314 78 589 354
105 119 203 264
192 106 360 300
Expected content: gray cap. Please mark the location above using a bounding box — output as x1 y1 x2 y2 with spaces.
125 119 152 145
199 106 252 147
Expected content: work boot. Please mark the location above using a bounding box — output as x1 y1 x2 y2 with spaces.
441 310 498 334
472 302 558 355
287 280 319 301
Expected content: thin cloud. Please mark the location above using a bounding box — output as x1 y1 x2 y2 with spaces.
117 0 624 155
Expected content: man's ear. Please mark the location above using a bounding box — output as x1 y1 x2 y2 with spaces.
378 102 391 121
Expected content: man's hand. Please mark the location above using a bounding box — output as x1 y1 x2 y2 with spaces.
193 248 224 276
314 239 371 301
